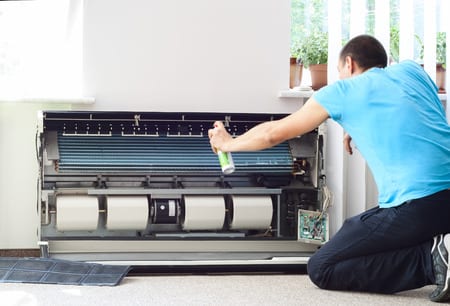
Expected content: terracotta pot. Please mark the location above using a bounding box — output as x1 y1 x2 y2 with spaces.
309 63 327 90
436 63 446 93
421 63 446 93
289 57 303 89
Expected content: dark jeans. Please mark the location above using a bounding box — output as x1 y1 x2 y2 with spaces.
307 188 450 294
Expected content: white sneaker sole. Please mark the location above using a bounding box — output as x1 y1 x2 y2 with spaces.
443 234 450 292
430 234 450 302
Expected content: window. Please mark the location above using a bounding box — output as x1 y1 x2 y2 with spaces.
290 0 447 92
0 0 83 99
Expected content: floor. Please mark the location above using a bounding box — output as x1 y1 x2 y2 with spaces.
0 273 440 306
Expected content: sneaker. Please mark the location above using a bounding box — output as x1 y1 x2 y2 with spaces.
429 234 450 302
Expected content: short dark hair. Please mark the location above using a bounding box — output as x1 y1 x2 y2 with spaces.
339 35 388 70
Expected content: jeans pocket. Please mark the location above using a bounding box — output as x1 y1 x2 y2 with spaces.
359 206 396 232
359 206 381 222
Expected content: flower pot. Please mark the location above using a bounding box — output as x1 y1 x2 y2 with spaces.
436 63 446 93
421 63 446 93
290 57 303 89
309 63 327 90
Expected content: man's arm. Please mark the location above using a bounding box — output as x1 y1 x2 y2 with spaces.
208 97 329 152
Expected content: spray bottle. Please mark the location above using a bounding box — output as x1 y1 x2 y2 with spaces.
217 150 235 174
214 124 235 174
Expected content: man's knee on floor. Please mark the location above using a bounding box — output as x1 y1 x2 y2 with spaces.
307 252 327 289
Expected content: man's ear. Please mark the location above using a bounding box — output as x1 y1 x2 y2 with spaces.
344 56 356 74
346 56 363 75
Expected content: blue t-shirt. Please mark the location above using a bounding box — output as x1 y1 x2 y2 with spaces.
314 60 450 207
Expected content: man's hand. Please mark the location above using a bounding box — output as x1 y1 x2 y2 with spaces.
208 121 233 153
344 133 353 155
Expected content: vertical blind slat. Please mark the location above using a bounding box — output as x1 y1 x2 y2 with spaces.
350 0 366 37
327 0 342 84
399 0 415 60
374 0 390 59
443 0 450 122
423 0 437 80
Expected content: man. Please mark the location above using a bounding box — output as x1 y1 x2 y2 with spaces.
208 35 450 302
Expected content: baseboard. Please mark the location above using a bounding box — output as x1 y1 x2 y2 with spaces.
0 249 40 257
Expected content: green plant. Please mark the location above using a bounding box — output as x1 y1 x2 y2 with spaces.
390 26 400 63
417 32 446 69
436 32 446 69
294 31 328 69
290 41 302 59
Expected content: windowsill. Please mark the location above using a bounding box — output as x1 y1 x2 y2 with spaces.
279 90 447 102
0 97 95 104
278 89 314 99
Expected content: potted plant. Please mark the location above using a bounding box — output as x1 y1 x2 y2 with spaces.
289 41 304 89
435 32 446 93
417 32 446 93
295 31 328 90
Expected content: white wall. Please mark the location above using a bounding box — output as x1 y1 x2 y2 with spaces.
79 0 300 114
0 103 71 249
